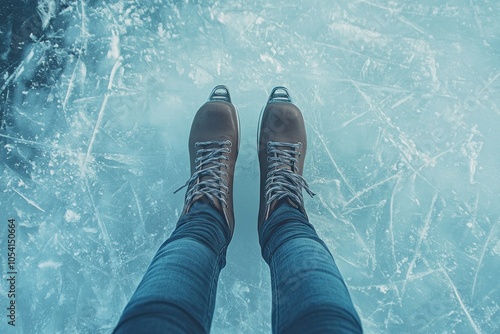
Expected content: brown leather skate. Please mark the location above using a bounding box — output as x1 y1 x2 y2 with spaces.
257 87 315 230
175 85 240 235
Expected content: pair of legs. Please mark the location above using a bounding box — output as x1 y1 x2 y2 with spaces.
114 86 363 333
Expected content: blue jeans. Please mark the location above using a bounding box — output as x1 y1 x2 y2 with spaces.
114 201 362 333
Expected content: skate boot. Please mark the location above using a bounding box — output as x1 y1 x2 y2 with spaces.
175 85 240 236
257 86 315 230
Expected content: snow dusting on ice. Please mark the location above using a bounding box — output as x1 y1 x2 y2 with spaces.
1 0 499 333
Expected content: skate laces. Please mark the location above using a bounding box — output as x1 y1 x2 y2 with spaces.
265 141 315 208
174 140 232 208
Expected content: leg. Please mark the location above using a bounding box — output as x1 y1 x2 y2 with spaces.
259 202 363 333
114 201 230 334
115 86 239 333
257 87 363 333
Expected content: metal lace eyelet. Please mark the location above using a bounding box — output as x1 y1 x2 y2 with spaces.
297 142 302 148
227 140 233 147
195 142 200 148
267 157 272 162
267 142 272 148
227 148 232 153
267 148 271 153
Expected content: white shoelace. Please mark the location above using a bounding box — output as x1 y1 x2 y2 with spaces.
174 140 232 208
264 141 315 208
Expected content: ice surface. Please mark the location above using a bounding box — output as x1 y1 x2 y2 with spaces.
1 0 499 333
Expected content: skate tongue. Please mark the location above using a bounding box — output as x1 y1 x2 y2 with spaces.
193 193 224 211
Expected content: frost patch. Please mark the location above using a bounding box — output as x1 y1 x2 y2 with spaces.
189 67 214 86
377 285 389 294
37 0 57 29
231 281 250 301
38 260 62 269
64 209 81 223
107 30 121 59
493 240 500 256
83 227 98 233
329 22 386 44
260 53 283 73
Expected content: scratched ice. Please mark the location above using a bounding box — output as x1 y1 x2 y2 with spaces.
1 0 499 333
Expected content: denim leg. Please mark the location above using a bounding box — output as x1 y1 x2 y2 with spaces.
114 201 230 334
259 202 363 334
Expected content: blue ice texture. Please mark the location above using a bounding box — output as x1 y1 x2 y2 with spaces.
1 0 499 333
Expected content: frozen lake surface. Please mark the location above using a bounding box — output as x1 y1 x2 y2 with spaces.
1 0 499 333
